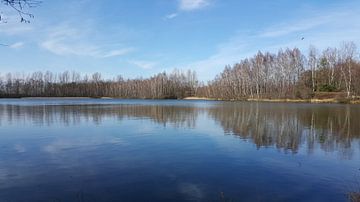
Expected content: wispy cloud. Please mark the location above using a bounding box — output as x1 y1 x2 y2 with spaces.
40 24 134 58
182 3 360 81
0 22 33 35
180 33 253 81
129 60 157 69
259 12 349 38
101 48 135 58
165 0 210 19
9 42 24 49
179 0 210 11
165 13 179 20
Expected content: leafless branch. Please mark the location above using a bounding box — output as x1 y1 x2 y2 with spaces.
1 0 41 23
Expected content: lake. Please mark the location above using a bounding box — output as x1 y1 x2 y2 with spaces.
0 99 359 202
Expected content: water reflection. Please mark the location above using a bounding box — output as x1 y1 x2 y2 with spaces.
0 100 360 201
209 103 360 157
0 104 200 128
0 102 359 157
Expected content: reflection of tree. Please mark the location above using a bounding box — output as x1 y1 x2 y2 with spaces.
208 103 304 152
0 104 199 129
208 103 360 157
0 103 359 156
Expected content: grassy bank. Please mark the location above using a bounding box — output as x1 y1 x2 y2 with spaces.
184 95 360 104
185 92 360 104
247 98 360 104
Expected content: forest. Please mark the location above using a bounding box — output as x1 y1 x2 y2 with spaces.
0 70 198 99
196 42 360 100
1 42 360 101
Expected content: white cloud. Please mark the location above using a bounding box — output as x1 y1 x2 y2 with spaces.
0 12 34 35
165 13 179 20
101 48 135 58
40 24 134 58
180 33 253 81
0 22 33 35
9 42 24 49
130 60 157 69
41 38 97 57
164 0 210 20
179 0 210 11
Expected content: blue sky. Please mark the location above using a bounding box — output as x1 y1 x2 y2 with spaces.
0 0 360 81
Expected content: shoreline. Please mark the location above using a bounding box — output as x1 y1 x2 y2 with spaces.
184 97 360 104
0 96 359 104
182 97 217 101
246 98 360 104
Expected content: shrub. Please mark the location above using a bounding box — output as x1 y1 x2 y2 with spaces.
319 84 337 92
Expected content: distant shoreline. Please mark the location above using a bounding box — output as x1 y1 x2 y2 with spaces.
246 98 360 104
184 97 360 104
0 96 359 104
21 97 95 99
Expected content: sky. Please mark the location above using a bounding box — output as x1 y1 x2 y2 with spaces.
0 0 360 81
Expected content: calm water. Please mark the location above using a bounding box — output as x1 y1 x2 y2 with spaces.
0 99 359 202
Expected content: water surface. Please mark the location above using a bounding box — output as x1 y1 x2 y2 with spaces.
0 99 359 201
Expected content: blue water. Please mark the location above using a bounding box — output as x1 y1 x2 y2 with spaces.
0 99 359 201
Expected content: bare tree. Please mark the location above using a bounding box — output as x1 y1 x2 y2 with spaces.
322 48 338 86
195 43 359 101
339 42 357 98
308 46 318 93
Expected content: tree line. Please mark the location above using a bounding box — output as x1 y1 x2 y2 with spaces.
0 70 198 98
0 42 359 100
197 42 360 100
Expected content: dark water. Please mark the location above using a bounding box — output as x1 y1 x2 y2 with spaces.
0 99 359 202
